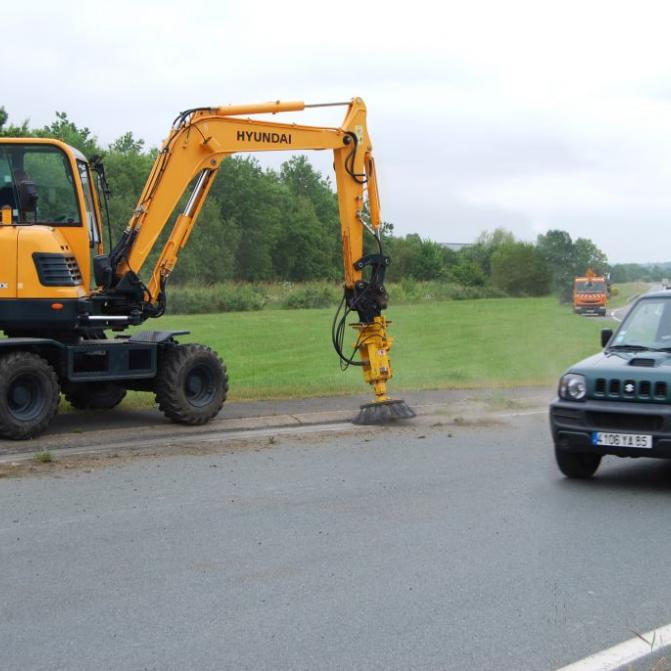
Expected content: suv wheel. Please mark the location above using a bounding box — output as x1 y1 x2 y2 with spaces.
555 445 601 479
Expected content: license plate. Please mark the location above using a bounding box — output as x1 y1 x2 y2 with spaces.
592 432 652 448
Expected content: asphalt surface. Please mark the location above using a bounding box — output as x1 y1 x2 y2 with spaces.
3 410 671 670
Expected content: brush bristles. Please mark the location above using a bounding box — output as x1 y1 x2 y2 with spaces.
353 399 416 425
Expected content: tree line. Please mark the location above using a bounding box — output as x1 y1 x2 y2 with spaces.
1 108 612 300
610 263 671 283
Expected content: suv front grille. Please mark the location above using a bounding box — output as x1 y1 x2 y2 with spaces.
594 377 668 401
586 411 664 432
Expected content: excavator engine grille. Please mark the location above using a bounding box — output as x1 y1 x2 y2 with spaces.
32 253 83 286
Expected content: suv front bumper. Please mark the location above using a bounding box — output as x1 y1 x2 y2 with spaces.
550 397 671 459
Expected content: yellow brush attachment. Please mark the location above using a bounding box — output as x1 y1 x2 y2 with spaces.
352 316 415 424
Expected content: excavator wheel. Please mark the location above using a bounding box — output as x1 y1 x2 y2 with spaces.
0 351 60 440
64 383 127 411
154 344 228 425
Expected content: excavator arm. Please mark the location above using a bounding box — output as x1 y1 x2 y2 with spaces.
98 98 413 419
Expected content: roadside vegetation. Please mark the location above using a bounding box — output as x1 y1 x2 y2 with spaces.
167 279 649 315
167 280 506 314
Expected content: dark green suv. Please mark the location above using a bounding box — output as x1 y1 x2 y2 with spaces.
550 291 671 478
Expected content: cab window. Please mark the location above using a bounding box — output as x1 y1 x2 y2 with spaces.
575 281 605 294
77 160 100 245
0 144 80 225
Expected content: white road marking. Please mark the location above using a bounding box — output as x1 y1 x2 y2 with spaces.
556 622 671 671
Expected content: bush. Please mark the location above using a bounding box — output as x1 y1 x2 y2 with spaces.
164 280 510 314
490 243 551 296
387 281 506 303
448 260 487 287
168 284 267 314
448 285 508 300
282 285 340 309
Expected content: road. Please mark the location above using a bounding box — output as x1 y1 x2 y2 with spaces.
3 410 671 670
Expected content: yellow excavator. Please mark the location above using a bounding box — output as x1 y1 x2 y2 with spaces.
0 98 414 439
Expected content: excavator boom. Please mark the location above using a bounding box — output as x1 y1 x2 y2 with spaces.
98 98 407 413
111 99 376 300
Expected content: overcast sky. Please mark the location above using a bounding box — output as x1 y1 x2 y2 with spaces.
4 0 671 263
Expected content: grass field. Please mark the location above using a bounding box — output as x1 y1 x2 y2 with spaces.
120 293 623 406
608 281 648 309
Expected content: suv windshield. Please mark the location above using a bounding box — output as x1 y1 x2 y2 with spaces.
575 281 606 294
611 298 671 350
0 144 80 225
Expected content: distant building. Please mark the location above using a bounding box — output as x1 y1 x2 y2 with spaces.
440 242 472 252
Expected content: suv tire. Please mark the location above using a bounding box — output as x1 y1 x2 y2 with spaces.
555 445 601 479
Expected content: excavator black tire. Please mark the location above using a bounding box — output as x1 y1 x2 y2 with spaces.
154 344 228 425
64 383 127 410
0 351 60 440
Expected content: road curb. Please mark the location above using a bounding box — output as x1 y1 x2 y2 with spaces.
0 397 549 464
0 406 400 463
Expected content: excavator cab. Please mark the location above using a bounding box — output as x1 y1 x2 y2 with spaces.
0 140 103 330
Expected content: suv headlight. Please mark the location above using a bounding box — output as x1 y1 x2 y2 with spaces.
559 373 587 401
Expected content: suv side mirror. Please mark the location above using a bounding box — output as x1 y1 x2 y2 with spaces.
601 328 613 348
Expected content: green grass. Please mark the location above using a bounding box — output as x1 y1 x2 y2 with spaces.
119 295 610 407
609 282 649 309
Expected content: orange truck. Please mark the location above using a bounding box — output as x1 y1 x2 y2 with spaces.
573 270 608 316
